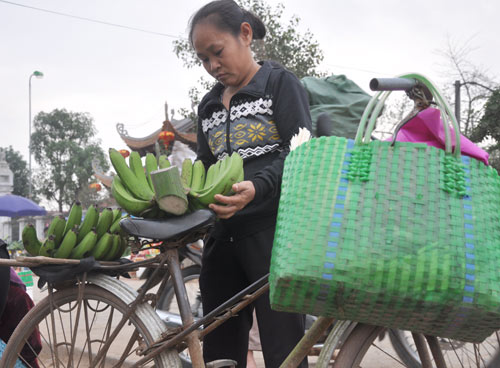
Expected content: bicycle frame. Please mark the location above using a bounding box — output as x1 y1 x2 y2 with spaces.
97 233 448 368
92 234 269 368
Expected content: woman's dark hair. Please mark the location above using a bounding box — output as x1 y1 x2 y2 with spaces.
189 0 266 44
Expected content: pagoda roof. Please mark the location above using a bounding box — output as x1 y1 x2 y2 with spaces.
116 117 197 155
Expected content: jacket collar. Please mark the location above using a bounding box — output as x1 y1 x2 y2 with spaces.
199 61 273 115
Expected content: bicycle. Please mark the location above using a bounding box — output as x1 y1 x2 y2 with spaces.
0 209 272 368
2 209 497 368
1 77 499 368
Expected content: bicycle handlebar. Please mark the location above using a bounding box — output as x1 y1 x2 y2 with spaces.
369 78 417 91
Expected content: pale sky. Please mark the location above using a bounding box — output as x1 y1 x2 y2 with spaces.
1 0 499 165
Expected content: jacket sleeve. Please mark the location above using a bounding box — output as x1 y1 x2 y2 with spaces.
195 118 217 169
251 70 312 202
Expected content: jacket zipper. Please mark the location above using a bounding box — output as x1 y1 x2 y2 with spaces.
225 102 232 156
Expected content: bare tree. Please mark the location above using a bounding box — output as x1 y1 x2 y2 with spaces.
372 95 413 141
436 37 497 136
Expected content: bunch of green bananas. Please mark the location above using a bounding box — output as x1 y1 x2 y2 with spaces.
109 149 171 217
186 152 244 209
109 148 245 217
21 202 129 261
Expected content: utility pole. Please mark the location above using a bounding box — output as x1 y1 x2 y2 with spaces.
454 80 461 130
28 70 44 199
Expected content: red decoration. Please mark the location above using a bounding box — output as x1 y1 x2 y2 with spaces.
89 183 102 192
158 131 175 146
119 149 130 158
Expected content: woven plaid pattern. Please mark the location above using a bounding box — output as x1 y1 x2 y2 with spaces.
270 136 500 342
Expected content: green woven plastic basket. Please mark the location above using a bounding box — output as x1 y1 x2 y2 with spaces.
269 73 500 343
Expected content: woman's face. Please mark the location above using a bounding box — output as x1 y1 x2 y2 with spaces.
192 21 254 89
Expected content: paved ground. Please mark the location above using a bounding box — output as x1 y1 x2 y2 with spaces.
31 275 403 367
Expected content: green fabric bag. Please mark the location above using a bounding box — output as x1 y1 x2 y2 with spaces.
301 74 371 138
270 73 500 343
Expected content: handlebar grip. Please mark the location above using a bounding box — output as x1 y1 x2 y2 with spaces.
369 78 417 91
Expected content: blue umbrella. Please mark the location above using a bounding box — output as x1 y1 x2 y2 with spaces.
0 194 47 217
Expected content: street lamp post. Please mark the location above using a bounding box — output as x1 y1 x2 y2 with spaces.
28 70 44 199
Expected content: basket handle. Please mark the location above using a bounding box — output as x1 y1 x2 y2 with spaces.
355 73 462 160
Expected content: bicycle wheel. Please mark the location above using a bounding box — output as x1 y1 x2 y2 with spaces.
1 282 181 368
389 329 500 368
156 265 202 318
331 323 500 368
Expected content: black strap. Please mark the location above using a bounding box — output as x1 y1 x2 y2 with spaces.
31 256 133 288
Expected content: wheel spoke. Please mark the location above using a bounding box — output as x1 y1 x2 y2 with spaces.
113 329 142 368
68 278 86 366
101 305 116 368
78 297 94 368
2 282 179 368
371 342 408 366
54 300 71 363
48 287 62 368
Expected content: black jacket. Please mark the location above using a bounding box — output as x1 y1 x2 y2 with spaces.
196 61 312 239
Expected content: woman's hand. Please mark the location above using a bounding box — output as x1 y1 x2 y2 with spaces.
209 180 256 219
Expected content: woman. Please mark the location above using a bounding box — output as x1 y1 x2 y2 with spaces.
190 1 311 366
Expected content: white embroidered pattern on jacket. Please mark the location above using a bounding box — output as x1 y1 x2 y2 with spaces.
237 144 281 159
230 98 273 121
202 110 228 132
217 152 229 161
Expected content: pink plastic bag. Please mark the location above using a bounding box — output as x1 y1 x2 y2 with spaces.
391 107 489 165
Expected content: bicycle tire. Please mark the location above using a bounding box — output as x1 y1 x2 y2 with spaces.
331 323 500 368
331 323 385 367
0 283 181 368
389 328 500 368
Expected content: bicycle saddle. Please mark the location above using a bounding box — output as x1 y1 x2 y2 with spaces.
119 209 216 241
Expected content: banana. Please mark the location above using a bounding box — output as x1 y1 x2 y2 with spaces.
70 230 98 259
203 161 218 190
109 217 120 234
190 160 206 192
91 232 113 260
109 213 127 234
212 159 223 188
103 234 122 261
145 153 158 191
96 207 114 240
22 224 42 256
114 235 128 260
54 228 78 259
181 158 193 188
111 176 155 216
219 154 230 173
189 152 244 206
158 154 171 169
129 151 154 198
63 202 82 237
109 148 154 201
47 215 66 247
112 208 122 223
39 235 56 257
77 205 98 243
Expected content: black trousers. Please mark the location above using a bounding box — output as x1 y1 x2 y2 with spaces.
200 225 307 368
0 241 11 316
